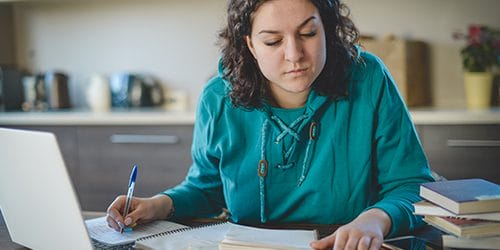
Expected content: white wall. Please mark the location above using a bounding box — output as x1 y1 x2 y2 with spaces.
11 0 500 109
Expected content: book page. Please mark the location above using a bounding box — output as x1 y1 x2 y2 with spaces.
85 216 189 246
221 223 317 250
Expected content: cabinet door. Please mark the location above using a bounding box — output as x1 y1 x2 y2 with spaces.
420 125 500 184
77 125 193 211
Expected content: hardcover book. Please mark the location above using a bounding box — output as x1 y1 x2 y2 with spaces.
413 200 500 221
442 234 500 249
424 215 500 238
420 179 500 214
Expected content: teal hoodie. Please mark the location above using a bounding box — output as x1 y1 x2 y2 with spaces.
163 51 434 237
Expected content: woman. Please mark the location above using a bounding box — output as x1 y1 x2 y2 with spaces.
106 0 434 249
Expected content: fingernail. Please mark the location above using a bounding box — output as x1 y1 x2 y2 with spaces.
124 217 132 226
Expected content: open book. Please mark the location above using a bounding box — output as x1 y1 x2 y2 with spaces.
219 223 318 250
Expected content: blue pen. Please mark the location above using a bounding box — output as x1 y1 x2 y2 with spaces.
121 164 138 233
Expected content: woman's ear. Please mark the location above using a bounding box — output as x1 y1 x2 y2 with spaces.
245 35 257 59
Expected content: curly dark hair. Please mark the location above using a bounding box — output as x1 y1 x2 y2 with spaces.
218 0 360 109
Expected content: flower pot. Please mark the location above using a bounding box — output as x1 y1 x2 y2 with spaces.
463 72 493 110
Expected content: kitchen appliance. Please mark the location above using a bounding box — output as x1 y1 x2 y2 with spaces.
109 73 163 108
0 66 24 111
44 71 71 109
33 71 71 110
86 74 111 112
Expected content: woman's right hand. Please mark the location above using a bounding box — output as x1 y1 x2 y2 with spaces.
106 194 173 232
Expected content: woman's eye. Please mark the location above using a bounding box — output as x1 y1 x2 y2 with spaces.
264 40 281 46
301 31 317 37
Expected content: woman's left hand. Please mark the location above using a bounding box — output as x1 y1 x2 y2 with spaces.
310 208 391 250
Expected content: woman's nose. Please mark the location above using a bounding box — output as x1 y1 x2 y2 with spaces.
284 38 304 63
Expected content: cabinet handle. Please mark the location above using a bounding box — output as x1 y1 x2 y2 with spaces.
110 134 179 144
447 139 500 148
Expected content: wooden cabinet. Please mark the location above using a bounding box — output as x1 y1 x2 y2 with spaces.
0 4 15 65
3 124 193 211
77 125 193 211
417 124 500 184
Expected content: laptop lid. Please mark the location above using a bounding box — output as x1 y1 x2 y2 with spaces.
0 128 93 250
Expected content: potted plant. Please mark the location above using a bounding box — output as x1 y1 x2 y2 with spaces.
453 25 500 109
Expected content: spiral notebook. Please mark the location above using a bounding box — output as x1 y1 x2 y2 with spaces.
86 216 231 249
85 216 190 247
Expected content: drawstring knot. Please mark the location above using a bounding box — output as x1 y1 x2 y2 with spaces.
271 114 308 163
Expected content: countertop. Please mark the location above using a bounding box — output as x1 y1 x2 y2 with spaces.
0 108 500 126
408 107 500 125
0 109 196 126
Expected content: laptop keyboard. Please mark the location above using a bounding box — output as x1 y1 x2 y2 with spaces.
92 239 135 250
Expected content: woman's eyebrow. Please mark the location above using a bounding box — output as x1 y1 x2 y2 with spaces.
257 16 317 35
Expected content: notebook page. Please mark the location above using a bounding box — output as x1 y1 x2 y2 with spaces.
222 223 317 249
136 222 231 250
85 216 189 246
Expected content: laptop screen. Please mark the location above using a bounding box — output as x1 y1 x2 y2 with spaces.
0 128 93 250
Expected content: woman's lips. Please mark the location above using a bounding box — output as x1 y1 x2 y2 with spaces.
286 68 308 75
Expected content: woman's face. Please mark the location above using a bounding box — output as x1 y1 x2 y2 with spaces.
245 0 326 108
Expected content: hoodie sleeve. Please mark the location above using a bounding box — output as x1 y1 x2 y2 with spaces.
363 55 434 237
162 84 225 220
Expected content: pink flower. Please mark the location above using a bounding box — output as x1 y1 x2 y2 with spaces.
468 25 482 46
453 24 500 71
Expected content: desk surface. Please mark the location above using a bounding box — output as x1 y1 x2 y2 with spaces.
1 211 443 249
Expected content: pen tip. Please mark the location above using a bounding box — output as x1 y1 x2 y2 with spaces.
131 166 138 180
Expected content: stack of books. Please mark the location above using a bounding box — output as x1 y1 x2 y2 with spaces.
414 178 500 249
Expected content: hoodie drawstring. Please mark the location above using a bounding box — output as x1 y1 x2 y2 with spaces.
271 114 309 169
299 121 317 186
258 115 319 223
258 119 270 223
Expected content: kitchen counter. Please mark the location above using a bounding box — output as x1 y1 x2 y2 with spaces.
409 108 500 125
0 108 500 126
0 109 196 126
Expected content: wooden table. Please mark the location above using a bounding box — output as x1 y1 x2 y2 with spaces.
1 211 443 249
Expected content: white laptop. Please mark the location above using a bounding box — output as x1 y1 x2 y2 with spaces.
0 128 94 250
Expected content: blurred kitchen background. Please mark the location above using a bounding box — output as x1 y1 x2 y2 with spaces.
1 0 500 212
0 0 499 111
